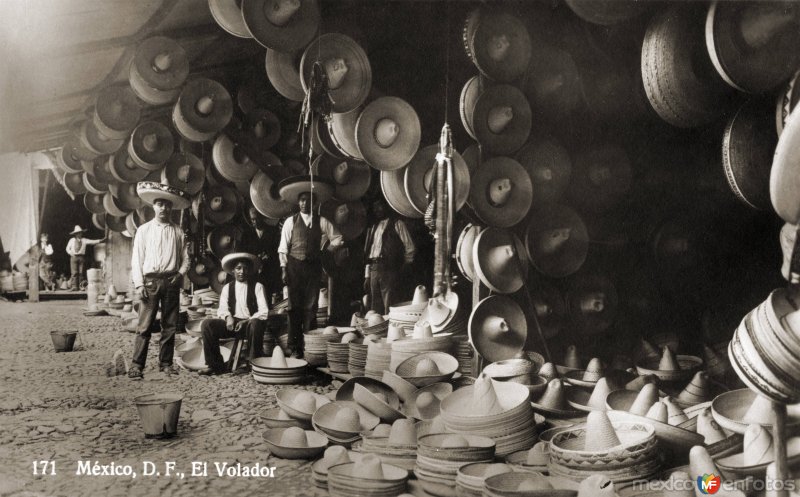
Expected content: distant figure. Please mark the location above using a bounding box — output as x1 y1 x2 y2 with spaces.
38 233 55 291
65 225 103 291
241 206 282 299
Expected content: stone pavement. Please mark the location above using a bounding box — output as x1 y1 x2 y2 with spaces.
0 300 335 497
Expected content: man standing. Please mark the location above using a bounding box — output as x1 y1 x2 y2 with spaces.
199 252 270 375
128 182 190 379
277 183 343 358
38 233 55 291
241 205 282 300
65 226 103 291
364 197 416 314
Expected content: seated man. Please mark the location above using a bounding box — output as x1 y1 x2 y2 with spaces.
200 252 270 375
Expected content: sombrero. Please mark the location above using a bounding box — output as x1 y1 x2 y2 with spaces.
92 213 106 230
92 155 120 188
129 36 189 105
265 49 304 102
567 145 631 214
469 156 532 228
521 44 582 122
566 273 618 336
461 143 481 176
771 107 800 224
221 252 261 274
128 121 174 171
246 108 281 150
106 214 128 233
468 295 526 364
161 152 205 195
313 155 371 201
208 0 252 38
460 75 485 140
203 184 241 225
300 33 371 113
456 223 483 283
207 224 243 259
722 98 776 211
473 227 527 294
564 0 650 25
530 282 567 340
404 145 470 215
405 383 453 421
83 171 108 194
250 170 293 220
64 172 88 196
380 167 422 219
125 210 144 236
711 388 800 435
310 114 345 159
355 97 420 171
103 191 130 217
472 84 531 156
777 70 800 136
467 9 531 83
173 78 233 143
109 149 148 183
93 85 141 140
515 137 572 206
278 175 334 205
79 120 123 156
242 0 320 52
706 2 800 94
136 181 190 210
529 379 584 418
319 200 366 241
83 192 105 215
642 4 734 128
212 134 258 183
524 203 588 278
717 425 800 481
188 254 218 286
59 139 91 172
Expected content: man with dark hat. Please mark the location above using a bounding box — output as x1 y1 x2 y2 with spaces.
199 252 270 375
65 225 103 291
128 182 190 379
241 205 282 300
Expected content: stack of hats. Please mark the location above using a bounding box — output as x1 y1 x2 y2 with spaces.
328 331 359 373
484 357 548 397
352 383 406 423
387 285 429 336
327 454 409 497
365 339 393 380
358 312 390 339
261 426 328 460
439 374 537 456
348 338 368 377
711 388 800 435
251 348 308 385
414 433 496 496
636 345 702 385
483 471 574 497
395 352 459 387
304 326 347 367
317 288 329 328
353 418 419 470
504 441 550 474
312 400 380 447
275 388 331 424
454 463 513 497
311 446 363 492
403 383 452 421
453 336 474 376
390 321 454 372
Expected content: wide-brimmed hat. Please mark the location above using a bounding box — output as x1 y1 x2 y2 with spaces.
313 400 380 439
108 149 148 185
129 36 189 104
456 223 483 283
300 33 371 114
404 145 470 215
515 137 572 206
636 346 703 384
310 114 346 160
242 0 320 52
706 2 800 94
460 76 485 140
79 120 123 156
172 78 233 143
188 254 218 286
103 191 130 217
771 107 800 224
82 169 108 195
328 107 365 160
716 424 800 480
202 184 241 225
529 282 567 340
211 134 258 184
565 272 618 336
395 353 458 388
208 0 252 38
469 295 526 364
246 108 281 150
353 383 407 422
221 252 261 275
276 388 331 421
127 121 175 171
58 139 90 173
207 224 243 259
265 48 304 102
472 227 528 294
355 97 420 171
278 175 335 205
319 200 366 241
465 9 531 83
93 85 141 140
69 225 87 235
711 388 800 435
524 203 588 278
529 379 583 418
313 155 370 202
469 156 532 228
83 193 105 215
63 172 87 196
262 426 328 459
161 152 205 195
381 167 422 219
250 169 294 220
472 84 531 155
521 44 583 123
135 181 190 210
91 213 106 230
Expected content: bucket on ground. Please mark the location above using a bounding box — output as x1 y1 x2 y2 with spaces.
133 392 183 439
50 330 78 352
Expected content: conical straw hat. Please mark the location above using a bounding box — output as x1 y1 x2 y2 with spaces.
584 411 621 451
629 383 659 416
531 379 579 417
703 344 730 378
387 418 417 446
742 424 773 466
697 407 728 445
663 397 689 426
658 346 681 371
582 358 605 382
689 445 721 481
564 345 582 370
743 393 773 424
645 401 669 424
586 377 613 410
639 338 661 363
577 474 616 497
626 374 657 392
677 371 712 405
538 362 558 382
471 373 504 416
412 285 429 305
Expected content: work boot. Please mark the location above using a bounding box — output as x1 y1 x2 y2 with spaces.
128 364 143 379
159 364 180 376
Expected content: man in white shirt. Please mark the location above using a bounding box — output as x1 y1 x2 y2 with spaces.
277 191 343 357
199 252 270 375
128 181 190 379
65 225 103 291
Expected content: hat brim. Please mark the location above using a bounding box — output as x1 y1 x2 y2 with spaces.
456 223 483 283
132 36 190 89
473 227 527 294
356 97 420 171
469 157 532 228
278 175 334 205
242 0 320 52
83 193 105 215
110 149 150 183
404 145 470 215
221 252 261 274
211 134 259 184
381 167 422 219
265 49 304 102
136 181 190 210
250 170 294 220
319 200 366 241
208 0 252 38
301 33 371 113
470 11 531 83
313 155 371 202
472 84 531 156
469 295 526 363
69 228 87 235
106 214 128 233
328 108 365 160
129 121 174 169
524 203 588 278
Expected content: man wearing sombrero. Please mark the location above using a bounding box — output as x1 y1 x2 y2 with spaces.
65 225 104 291
199 252 270 375
127 181 190 379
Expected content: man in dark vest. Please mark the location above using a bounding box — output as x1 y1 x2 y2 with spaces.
241 205 282 300
199 252 270 375
364 197 416 314
278 191 343 358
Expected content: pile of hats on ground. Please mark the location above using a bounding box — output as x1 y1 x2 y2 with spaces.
387 285 429 337
327 330 359 373
304 325 353 367
263 388 331 459
364 338 394 381
316 288 330 328
348 336 369 377
357 311 390 339
251 347 308 385
390 321 455 373
415 433 496 496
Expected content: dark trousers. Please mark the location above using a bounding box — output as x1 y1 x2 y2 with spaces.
201 317 267 372
369 263 402 315
69 255 85 290
286 256 322 353
131 274 180 368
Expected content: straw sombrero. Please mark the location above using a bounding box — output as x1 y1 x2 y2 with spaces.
460 75 485 140
246 108 281 150
250 169 294 220
529 282 566 340
404 144 470 215
472 227 527 294
565 272 618 336
59 139 90 173
129 36 189 104
524 203 588 278
79 120 123 156
203 184 241 225
188 254 218 286
83 192 105 215
313 155 371 202
466 9 531 83
472 84 531 155
207 224 243 259
103 191 130 217
261 426 328 459
300 33 370 114
128 121 174 171
276 388 331 421
221 252 261 275
265 48 304 102
716 425 800 480
329 107 365 160
277 175 335 206
319 200 366 241
242 0 320 52
93 85 141 140
355 97 420 171
771 107 800 224
172 78 233 143
530 379 583 419
212 134 258 184
91 213 106 230
353 383 407 422
469 156 532 228
136 181 190 210
469 295 526 364
404 383 453 420
395 353 459 388
108 150 148 185
313 400 381 439
456 223 483 283
161 152 205 195
381 167 422 219
63 172 87 196
515 137 572 206
208 0 252 38
711 388 800 435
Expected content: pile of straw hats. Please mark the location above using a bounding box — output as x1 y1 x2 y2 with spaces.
414 433 496 497
327 453 409 497
348 337 368 377
365 339 393 381
327 331 358 373
358 312 390 339
251 347 307 384
311 446 363 492
276 388 331 422
353 418 419 470
303 326 345 367
390 321 453 372
262 426 327 460
455 462 513 497
312 400 380 445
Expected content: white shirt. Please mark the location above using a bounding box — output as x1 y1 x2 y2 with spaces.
40 243 53 256
66 237 101 256
217 280 270 320
130 219 190 289
277 213 344 267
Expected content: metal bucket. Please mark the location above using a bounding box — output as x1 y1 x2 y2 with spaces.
50 330 78 352
133 393 183 439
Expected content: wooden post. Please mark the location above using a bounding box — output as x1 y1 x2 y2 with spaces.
29 246 39 303
471 275 484 376
773 401 790 497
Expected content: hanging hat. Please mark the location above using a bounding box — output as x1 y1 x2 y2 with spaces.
221 252 261 274
203 184 241 225
64 172 87 196
472 85 531 156
771 107 800 224
91 156 120 189
82 169 108 195
642 4 734 128
208 0 252 38
380 167 422 219
209 266 230 295
106 214 128 233
529 282 566 340
313 155 370 201
93 85 141 140
470 156 532 228
564 0 650 25
250 170 293 220
212 134 258 183
188 254 218 286
242 0 320 52
207 224 243 259
777 70 800 136
173 78 233 143
567 145 632 214
328 107 365 160
566 272 618 336
468 295 526 364
456 224 483 283
404 145 470 215
310 114 345 160
722 98 776 211
83 193 105 215
355 97 420 171
103 191 130 217
278 175 335 205
69 225 87 236
161 152 205 195
79 120 123 156
515 137 572 206
521 44 583 123
524 203 588 278
466 9 531 83
265 49 304 102
319 200 366 241
128 121 175 171
59 139 90 173
91 213 106 230
136 181 190 210
300 33 371 114
246 108 281 149
706 2 800 94
108 149 148 183
473 228 527 294
129 36 189 105
460 76 485 140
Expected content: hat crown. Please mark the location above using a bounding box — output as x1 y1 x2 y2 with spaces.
629 383 659 416
386 324 404 343
334 204 350 224
323 57 348 90
487 34 511 62
279 426 308 447
142 133 159 152
295 392 317 413
487 106 513 134
537 378 569 410
415 358 441 376
587 377 612 410
488 177 512 206
689 446 721 480
663 396 689 425
353 454 384 480
564 345 581 369
538 227 572 254
388 418 416 445
333 407 362 432
374 118 399 148
658 346 681 371
744 393 774 424
538 362 558 381
578 474 616 497
584 410 621 451
579 292 606 313
526 441 549 465
645 401 668 423
333 161 351 184
323 445 350 467
209 196 224 211
195 95 215 116
265 0 301 27
472 374 504 415
743 424 774 466
412 285 429 305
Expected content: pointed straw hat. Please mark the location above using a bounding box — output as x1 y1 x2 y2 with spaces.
352 383 407 423
530 379 583 418
472 228 528 294
711 388 800 435
567 377 612 412
564 358 605 388
356 97 421 171
312 400 380 439
301 33 371 114
275 389 331 421
161 152 205 195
